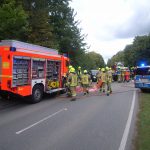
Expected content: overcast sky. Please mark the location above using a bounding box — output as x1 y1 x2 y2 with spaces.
70 0 150 62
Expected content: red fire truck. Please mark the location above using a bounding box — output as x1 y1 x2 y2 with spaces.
0 40 69 103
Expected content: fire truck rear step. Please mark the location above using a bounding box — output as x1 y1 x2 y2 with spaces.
46 88 65 94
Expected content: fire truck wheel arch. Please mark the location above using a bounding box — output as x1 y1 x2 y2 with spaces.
31 84 44 103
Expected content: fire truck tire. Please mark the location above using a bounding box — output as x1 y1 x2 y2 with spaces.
31 85 44 103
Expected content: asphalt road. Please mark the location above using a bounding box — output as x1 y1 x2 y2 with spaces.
0 82 138 150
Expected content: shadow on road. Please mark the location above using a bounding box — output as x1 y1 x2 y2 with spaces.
0 91 65 111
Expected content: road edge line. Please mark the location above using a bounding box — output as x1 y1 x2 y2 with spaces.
16 108 67 135
118 90 136 150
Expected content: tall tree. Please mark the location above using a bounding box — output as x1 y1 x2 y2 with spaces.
133 35 150 65
22 0 57 48
107 51 124 67
48 0 87 65
0 0 28 40
81 51 105 70
123 44 136 66
108 34 150 67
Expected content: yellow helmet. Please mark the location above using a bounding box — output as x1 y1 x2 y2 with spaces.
98 68 101 70
78 66 81 69
70 67 75 73
69 65 72 69
106 66 109 70
84 70 87 73
101 68 105 72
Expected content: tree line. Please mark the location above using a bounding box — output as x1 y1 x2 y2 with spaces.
0 0 105 70
107 34 150 68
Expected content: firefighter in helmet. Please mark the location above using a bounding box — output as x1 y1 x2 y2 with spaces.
97 68 101 75
68 65 73 73
67 67 78 101
77 66 82 85
121 67 125 82
77 66 82 77
96 67 102 92
106 67 112 96
81 70 91 95
100 68 106 93
117 66 121 82
63 65 72 93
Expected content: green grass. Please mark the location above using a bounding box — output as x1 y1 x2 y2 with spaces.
136 92 150 150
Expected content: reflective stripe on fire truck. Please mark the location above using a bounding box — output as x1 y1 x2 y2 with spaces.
4 47 9 51
0 75 12 78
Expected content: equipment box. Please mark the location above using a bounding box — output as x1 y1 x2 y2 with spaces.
12 57 30 87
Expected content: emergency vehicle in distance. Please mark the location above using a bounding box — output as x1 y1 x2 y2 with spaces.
134 65 150 92
0 40 69 103
112 62 124 81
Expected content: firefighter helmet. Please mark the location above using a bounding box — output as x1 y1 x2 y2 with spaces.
83 70 87 73
69 65 72 69
106 66 109 70
101 68 105 72
70 67 75 73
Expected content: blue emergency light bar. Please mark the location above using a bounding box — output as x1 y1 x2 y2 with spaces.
10 47 16 52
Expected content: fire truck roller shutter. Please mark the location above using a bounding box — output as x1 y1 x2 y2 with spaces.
30 83 44 103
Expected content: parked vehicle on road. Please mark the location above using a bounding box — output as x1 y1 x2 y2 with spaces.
89 70 98 82
0 40 69 103
134 65 150 92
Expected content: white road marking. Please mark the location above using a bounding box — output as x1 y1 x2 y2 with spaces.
16 108 68 135
118 90 136 150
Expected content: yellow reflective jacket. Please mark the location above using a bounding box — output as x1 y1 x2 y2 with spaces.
106 70 112 82
81 74 90 84
68 73 78 87
101 72 106 82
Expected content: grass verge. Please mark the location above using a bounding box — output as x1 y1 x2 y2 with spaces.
135 92 150 150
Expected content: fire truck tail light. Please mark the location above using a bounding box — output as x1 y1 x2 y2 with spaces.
10 47 16 52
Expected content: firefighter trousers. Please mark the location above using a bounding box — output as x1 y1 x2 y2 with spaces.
70 86 77 97
118 74 121 82
106 81 112 94
82 84 89 95
100 82 106 92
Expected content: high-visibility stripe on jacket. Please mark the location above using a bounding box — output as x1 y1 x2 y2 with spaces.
81 74 89 84
68 73 78 86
